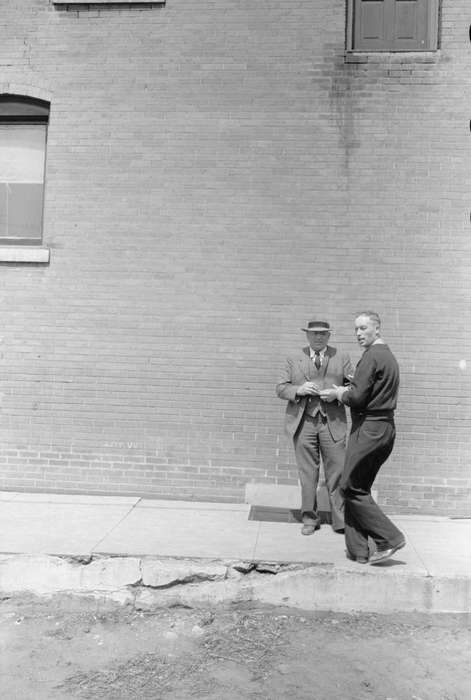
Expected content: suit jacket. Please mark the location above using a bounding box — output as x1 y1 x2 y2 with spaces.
276 345 354 441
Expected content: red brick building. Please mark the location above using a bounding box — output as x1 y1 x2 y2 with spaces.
0 0 469 515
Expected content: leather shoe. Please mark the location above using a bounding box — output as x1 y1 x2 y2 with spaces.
346 551 368 564
369 539 406 565
301 520 320 536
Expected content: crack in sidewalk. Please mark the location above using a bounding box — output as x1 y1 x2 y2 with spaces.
90 498 143 554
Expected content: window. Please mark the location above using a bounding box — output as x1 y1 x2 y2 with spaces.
347 0 439 52
0 95 49 245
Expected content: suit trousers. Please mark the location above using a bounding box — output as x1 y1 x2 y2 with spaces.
293 413 345 531
341 416 404 559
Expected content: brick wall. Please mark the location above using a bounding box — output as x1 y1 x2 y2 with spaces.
0 0 469 514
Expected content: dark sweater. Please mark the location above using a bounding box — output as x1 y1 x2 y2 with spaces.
342 343 399 416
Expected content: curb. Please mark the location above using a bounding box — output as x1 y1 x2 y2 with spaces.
0 554 469 614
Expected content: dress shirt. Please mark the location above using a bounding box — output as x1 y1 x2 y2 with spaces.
309 347 327 367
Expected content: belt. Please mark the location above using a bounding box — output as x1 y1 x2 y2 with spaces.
353 409 394 419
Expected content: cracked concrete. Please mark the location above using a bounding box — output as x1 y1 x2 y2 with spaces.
0 553 320 610
1 493 470 613
0 554 469 614
140 560 228 589
0 554 310 598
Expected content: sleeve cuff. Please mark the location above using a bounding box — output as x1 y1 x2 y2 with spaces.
336 386 349 403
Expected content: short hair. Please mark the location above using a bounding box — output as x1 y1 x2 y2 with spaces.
356 310 381 327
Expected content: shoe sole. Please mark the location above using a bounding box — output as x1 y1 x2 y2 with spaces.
346 552 368 564
301 524 320 536
369 540 406 565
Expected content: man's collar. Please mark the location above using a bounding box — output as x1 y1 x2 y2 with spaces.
363 338 385 352
309 346 328 358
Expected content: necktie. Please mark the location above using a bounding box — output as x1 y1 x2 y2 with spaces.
314 351 321 370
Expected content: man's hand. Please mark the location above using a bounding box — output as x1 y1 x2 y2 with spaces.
318 388 338 403
296 381 320 396
319 384 349 403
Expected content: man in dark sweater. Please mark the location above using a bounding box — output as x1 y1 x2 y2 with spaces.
320 311 405 564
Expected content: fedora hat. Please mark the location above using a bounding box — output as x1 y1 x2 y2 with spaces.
301 320 332 332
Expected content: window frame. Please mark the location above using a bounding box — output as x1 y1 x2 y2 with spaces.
346 0 440 53
0 95 50 262
0 95 49 247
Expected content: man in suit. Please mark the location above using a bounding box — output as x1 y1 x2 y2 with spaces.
276 320 354 534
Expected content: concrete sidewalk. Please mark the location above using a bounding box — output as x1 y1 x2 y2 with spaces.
0 491 470 614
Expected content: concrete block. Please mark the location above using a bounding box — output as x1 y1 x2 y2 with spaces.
245 483 300 508
79 557 141 590
0 555 141 594
0 555 81 594
134 577 252 610
248 567 461 614
429 575 471 613
245 482 378 512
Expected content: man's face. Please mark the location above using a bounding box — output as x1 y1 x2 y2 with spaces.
355 315 379 349
306 330 330 351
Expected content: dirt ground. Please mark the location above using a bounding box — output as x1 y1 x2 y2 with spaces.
0 594 470 700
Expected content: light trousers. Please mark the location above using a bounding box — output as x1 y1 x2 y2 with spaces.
293 413 345 531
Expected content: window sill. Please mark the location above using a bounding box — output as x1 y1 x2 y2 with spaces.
0 246 50 263
345 51 440 64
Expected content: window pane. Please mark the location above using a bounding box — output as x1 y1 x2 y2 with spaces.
0 183 44 239
0 125 46 182
0 125 46 240
361 1 386 40
395 1 418 40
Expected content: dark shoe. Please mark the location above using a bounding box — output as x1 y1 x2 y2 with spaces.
333 527 345 534
345 551 368 564
301 518 320 535
369 540 406 565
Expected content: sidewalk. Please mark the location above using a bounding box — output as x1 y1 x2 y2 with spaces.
0 491 470 613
